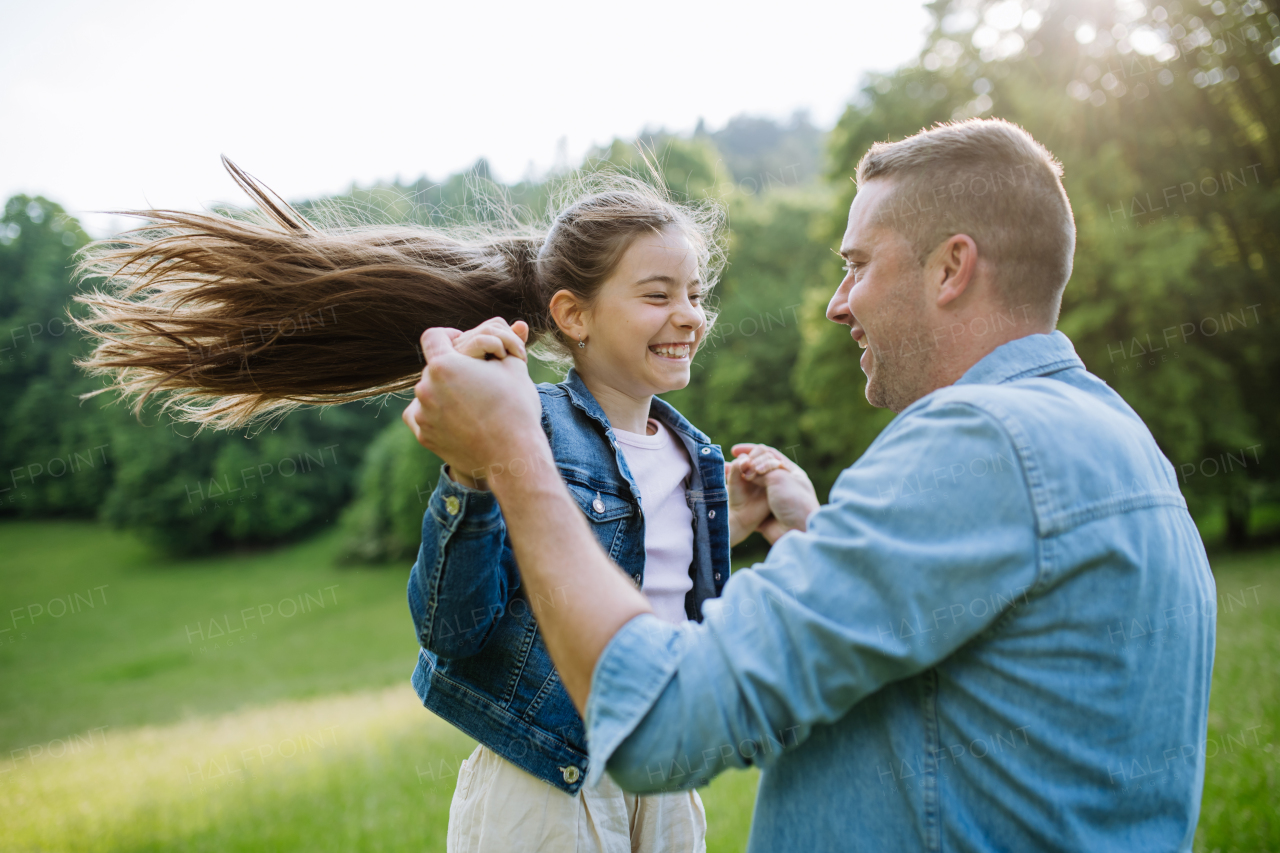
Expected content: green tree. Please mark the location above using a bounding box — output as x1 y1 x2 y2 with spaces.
663 188 833 492
1 193 388 553
0 195 112 517
334 419 443 565
817 0 1279 545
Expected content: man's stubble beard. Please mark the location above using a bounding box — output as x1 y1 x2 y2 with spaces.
864 269 936 414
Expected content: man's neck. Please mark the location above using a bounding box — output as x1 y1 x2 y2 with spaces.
904 324 1055 412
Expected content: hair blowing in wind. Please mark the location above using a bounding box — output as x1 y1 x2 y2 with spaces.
70 157 724 432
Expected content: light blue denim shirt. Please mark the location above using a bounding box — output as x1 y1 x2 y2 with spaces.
584 331 1215 852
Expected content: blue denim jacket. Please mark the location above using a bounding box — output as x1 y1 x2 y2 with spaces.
586 332 1216 852
408 368 730 794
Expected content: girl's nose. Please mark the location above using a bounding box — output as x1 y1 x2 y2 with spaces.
674 299 705 331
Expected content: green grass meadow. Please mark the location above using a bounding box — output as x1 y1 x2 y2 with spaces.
1 521 1275 851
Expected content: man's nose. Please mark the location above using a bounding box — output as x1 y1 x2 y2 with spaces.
826 276 853 325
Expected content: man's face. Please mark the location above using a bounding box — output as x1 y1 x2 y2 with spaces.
827 179 933 412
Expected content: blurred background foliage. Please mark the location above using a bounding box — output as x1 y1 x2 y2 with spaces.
2 0 1277 560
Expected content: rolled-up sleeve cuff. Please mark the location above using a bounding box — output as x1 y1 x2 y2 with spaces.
430 464 501 532
584 612 691 788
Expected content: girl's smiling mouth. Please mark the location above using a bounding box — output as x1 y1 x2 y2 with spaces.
649 342 692 359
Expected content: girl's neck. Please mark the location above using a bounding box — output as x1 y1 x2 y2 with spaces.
577 372 653 435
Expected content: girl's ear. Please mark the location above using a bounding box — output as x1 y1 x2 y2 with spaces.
549 289 589 342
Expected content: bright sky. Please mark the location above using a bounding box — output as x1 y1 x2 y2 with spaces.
1 0 932 235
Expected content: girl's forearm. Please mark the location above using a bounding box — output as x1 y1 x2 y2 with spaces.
727 510 758 548
409 476 511 658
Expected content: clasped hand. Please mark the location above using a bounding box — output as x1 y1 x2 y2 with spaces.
400 319 546 490
725 443 819 546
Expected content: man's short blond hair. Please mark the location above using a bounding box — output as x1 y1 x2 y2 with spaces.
856 118 1076 323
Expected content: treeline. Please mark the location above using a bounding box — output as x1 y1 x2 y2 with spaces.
0 116 827 559
2 0 1276 560
0 193 386 554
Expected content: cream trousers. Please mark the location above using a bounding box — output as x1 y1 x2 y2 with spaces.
446 744 707 853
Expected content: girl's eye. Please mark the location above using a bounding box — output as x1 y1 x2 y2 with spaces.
645 293 667 300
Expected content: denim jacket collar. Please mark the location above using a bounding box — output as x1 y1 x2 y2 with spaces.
561 367 711 445
561 367 612 430
953 330 1085 388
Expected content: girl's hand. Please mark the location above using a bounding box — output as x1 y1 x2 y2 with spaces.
727 455 772 547
731 444 820 544
451 318 529 361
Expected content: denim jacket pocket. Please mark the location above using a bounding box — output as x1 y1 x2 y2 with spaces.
562 477 638 569
564 481 633 522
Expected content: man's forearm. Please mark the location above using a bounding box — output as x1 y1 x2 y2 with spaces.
488 437 653 714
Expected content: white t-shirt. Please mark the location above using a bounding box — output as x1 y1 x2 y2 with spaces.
613 419 695 625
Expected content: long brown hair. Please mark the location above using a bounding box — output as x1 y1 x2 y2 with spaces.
71 158 725 432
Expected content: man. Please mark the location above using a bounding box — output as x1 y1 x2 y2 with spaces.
403 118 1215 851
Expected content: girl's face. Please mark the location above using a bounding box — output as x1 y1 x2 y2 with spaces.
571 228 707 399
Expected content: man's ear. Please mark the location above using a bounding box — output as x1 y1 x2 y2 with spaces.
549 289 588 342
931 234 979 308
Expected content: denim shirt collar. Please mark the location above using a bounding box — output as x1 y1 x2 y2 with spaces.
953 330 1085 388
561 367 711 445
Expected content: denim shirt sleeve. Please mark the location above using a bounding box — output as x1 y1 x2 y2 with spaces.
406 464 515 658
584 400 1042 791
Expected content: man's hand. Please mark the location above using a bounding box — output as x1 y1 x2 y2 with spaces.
401 319 548 488
427 318 531 488
732 444 820 543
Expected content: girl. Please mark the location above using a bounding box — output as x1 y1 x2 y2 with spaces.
71 160 806 852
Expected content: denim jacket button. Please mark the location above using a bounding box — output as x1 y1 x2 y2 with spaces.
560 765 581 784
701 447 711 455
632 573 642 587
444 496 460 516
592 498 605 513
708 509 716 518
715 573 722 581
